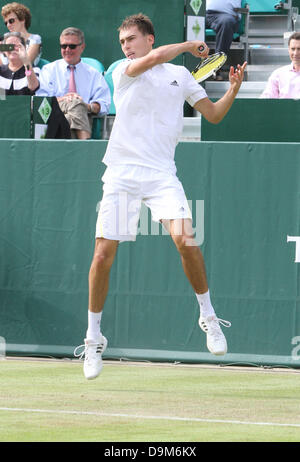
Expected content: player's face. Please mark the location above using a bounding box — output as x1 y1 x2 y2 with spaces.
119 25 154 59
289 39 300 68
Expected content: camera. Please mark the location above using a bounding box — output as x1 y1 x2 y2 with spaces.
0 44 15 52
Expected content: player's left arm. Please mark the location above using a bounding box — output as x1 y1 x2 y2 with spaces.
194 62 247 124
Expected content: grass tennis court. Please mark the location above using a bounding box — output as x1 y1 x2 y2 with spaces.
0 358 300 442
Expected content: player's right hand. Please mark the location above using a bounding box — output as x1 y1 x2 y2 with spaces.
189 41 209 59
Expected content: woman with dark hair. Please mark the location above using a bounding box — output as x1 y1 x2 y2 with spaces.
1 2 42 66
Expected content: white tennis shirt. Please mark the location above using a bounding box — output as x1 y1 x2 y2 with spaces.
103 59 207 173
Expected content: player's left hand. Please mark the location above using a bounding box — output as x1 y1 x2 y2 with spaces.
229 61 247 92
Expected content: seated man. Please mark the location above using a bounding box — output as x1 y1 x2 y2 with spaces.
260 32 300 99
37 27 110 139
206 0 241 80
0 31 39 95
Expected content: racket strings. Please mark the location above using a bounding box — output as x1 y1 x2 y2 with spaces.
193 59 224 77
192 52 227 82
194 54 226 72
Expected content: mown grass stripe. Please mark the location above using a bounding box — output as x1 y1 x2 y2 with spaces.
1 407 300 428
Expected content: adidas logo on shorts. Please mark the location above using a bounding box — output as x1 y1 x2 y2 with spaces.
170 80 179 86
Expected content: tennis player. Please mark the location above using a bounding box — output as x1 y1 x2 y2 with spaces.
78 13 247 379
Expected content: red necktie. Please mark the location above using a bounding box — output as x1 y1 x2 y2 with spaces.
68 65 76 93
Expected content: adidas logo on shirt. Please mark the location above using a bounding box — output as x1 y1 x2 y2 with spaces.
170 80 179 86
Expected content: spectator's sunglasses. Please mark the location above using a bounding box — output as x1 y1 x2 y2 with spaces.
60 43 82 50
4 18 16 26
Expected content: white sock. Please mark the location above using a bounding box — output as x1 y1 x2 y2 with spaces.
196 290 216 318
86 311 102 341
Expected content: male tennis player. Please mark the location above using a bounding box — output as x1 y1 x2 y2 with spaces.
77 14 247 379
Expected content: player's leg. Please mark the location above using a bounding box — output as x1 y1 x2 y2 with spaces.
143 171 218 324
76 165 141 379
165 218 208 294
76 237 118 380
165 218 231 355
88 237 119 326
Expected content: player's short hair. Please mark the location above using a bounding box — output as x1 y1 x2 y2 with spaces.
118 13 155 39
288 31 300 45
1 2 31 30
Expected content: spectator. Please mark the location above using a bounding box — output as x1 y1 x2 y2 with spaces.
206 0 241 80
37 27 110 140
1 2 42 66
0 31 39 95
260 32 300 99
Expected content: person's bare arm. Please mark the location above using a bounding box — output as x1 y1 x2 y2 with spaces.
125 41 209 78
26 43 40 65
18 44 39 91
194 62 247 124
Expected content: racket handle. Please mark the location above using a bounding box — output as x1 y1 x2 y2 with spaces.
198 45 205 52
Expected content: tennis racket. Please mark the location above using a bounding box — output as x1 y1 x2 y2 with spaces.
192 47 227 83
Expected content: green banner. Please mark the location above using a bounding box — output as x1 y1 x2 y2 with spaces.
201 99 300 143
0 96 31 139
0 139 299 367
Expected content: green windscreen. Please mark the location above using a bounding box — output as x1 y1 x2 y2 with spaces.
0 139 299 368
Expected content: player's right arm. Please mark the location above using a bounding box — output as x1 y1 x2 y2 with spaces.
125 41 209 78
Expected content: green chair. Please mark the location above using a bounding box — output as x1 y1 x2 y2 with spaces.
81 57 105 74
246 0 292 32
37 58 50 69
81 57 106 139
104 59 126 115
246 0 290 13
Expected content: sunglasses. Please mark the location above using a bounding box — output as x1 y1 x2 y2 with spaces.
4 18 16 26
60 43 82 50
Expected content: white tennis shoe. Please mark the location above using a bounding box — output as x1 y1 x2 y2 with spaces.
199 315 231 355
74 335 108 380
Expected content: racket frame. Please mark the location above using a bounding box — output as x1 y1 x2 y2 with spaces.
192 52 227 83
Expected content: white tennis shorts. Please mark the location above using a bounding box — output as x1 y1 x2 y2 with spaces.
96 165 192 242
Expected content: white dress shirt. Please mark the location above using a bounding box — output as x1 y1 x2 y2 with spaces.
36 58 110 115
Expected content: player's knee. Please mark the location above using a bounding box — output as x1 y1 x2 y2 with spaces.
92 243 116 271
174 234 197 255
92 253 114 273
